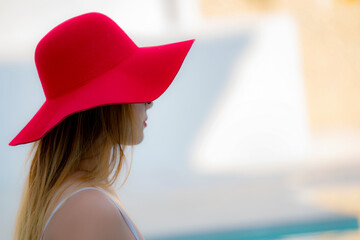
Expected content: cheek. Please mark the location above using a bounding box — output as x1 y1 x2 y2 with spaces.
132 104 145 124
132 104 142 115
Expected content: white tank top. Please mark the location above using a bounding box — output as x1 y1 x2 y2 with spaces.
40 187 140 240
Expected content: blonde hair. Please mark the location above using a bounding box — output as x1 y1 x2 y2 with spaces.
14 104 138 240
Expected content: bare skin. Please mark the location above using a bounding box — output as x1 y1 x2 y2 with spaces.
77 102 153 172
42 102 153 240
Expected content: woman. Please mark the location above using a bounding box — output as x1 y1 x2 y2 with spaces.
10 12 194 240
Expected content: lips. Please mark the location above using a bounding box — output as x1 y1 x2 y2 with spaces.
143 117 147 127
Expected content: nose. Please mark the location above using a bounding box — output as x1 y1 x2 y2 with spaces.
145 101 153 109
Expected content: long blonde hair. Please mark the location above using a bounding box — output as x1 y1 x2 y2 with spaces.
14 104 138 240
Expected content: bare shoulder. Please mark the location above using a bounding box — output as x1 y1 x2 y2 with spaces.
43 188 136 240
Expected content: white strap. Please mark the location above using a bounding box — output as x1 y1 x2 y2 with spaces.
40 187 139 240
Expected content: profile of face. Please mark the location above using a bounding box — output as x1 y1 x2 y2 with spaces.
131 101 153 144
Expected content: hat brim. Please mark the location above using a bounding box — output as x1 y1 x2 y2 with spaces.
9 39 195 146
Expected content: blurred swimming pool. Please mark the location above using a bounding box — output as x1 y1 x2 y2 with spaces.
148 217 358 240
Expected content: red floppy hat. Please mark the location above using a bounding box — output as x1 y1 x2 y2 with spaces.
9 12 195 146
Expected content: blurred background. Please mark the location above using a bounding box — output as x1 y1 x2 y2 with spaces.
1 0 360 239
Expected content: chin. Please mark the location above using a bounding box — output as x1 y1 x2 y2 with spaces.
136 136 144 145
132 134 144 145
121 136 143 146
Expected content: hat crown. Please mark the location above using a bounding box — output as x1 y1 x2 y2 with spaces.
35 12 138 99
